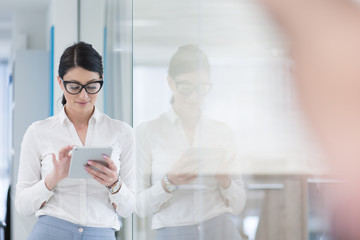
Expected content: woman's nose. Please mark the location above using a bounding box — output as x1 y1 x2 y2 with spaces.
188 89 200 101
79 87 89 99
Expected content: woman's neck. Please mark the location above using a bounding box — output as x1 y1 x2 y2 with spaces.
173 102 200 129
64 105 94 126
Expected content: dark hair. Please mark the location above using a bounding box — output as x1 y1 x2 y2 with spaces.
58 41 103 106
168 44 210 104
168 44 210 78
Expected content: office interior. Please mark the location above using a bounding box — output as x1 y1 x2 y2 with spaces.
0 0 335 239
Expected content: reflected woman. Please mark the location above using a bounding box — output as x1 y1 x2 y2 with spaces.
15 42 135 240
136 44 245 240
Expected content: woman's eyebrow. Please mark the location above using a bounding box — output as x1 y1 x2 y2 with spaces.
65 79 81 83
67 79 100 84
85 79 100 83
175 80 191 83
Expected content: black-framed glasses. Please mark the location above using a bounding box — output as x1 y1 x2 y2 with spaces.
174 81 212 96
61 78 104 95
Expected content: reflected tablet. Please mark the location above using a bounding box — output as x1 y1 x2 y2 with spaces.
184 147 225 175
68 147 113 179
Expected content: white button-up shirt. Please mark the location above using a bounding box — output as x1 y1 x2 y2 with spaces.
135 108 246 229
15 107 135 230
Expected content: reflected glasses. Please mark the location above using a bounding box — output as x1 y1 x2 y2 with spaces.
61 78 103 95
174 81 212 96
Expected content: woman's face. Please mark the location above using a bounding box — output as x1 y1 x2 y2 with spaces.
58 67 102 113
169 70 211 108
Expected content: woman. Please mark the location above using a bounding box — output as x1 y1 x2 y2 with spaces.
15 42 135 240
135 44 246 240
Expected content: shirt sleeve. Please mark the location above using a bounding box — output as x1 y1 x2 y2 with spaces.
218 126 246 215
134 123 172 218
219 176 246 214
108 123 135 218
15 123 54 217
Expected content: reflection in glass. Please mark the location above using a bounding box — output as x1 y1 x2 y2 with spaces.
135 45 246 240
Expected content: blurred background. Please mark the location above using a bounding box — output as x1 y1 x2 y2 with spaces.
0 0 332 239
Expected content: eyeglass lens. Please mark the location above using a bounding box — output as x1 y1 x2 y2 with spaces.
65 82 102 94
176 82 211 96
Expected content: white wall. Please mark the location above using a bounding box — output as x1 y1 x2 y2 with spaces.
11 50 50 240
48 0 78 114
10 2 78 239
79 0 105 112
13 11 47 50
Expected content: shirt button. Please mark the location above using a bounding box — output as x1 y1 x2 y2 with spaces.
79 228 83 233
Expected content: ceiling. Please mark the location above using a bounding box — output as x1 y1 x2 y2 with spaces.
132 0 286 65
0 0 286 62
0 0 49 13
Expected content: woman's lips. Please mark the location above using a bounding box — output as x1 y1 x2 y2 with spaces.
77 101 89 106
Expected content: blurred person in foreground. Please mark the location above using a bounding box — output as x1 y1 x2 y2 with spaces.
135 44 246 240
260 0 360 239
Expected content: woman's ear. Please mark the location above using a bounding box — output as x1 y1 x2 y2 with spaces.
57 76 64 91
167 76 176 92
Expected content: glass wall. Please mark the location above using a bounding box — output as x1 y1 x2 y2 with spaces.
102 0 133 239
132 0 325 240
4 0 331 239
0 59 10 238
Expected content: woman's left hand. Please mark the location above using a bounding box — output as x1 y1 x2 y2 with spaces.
85 154 120 187
215 174 231 189
215 157 233 189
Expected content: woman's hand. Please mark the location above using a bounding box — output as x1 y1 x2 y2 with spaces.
85 155 120 188
215 174 231 189
45 145 73 191
167 154 199 186
215 157 233 189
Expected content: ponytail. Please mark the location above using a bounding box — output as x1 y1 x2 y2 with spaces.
62 95 67 106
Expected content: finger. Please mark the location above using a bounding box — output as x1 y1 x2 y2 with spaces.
173 157 198 171
85 169 108 186
176 173 198 184
85 166 112 183
64 145 74 156
102 155 117 170
179 163 200 174
59 145 73 158
183 156 202 166
52 153 57 167
177 174 197 185
68 145 76 157
87 160 114 176
185 175 198 182
183 171 199 179
85 164 118 185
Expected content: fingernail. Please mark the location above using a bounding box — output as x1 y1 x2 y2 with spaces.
88 161 92 165
103 154 108 158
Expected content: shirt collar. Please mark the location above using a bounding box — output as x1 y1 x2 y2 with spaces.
166 107 179 124
166 107 205 124
58 106 102 125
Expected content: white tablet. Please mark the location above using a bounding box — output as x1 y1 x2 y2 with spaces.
184 147 225 175
180 147 226 189
68 147 113 179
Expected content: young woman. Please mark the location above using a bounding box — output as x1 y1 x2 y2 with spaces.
135 44 245 240
15 42 135 240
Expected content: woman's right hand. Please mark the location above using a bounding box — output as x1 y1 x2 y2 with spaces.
45 145 73 190
166 154 199 186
